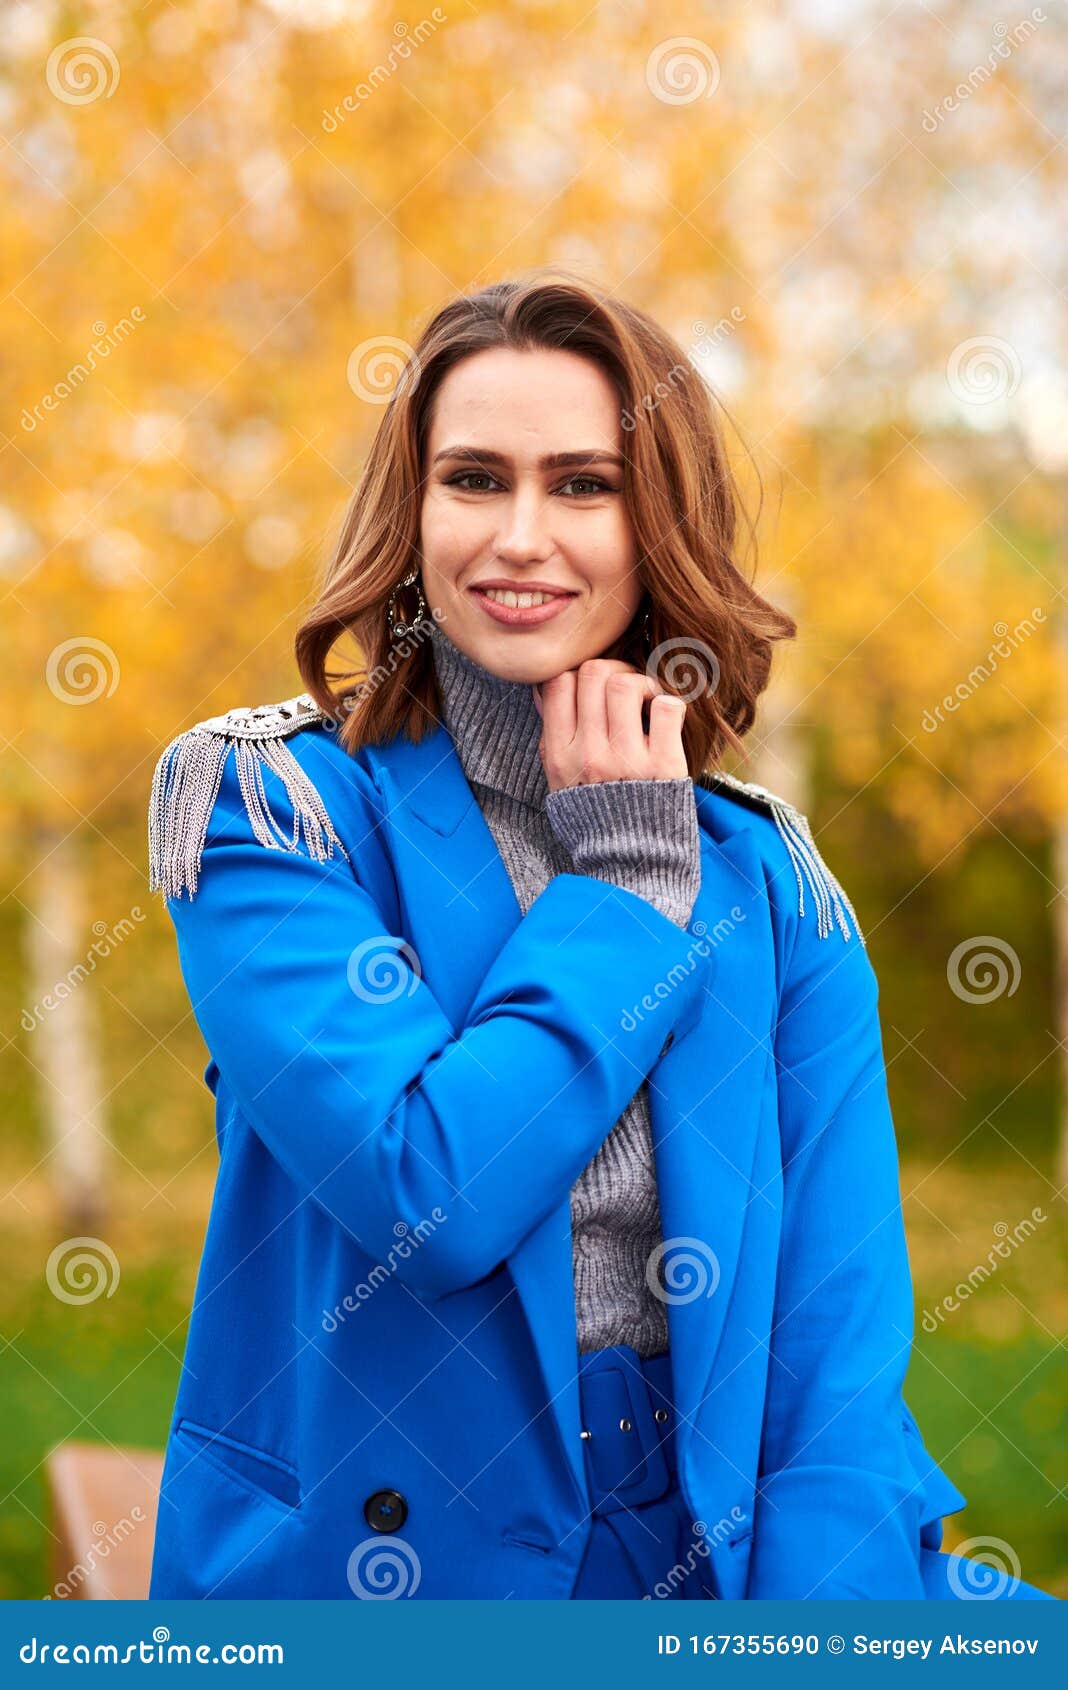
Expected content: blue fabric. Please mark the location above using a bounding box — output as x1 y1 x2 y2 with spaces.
147 716 1058 1601
570 1347 1053 1603
571 1345 715 1600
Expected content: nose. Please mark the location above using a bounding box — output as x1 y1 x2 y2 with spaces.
494 482 555 565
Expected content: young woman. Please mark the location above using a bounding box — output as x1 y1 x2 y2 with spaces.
147 272 1054 1601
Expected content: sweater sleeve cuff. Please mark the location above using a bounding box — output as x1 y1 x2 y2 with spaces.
543 777 702 930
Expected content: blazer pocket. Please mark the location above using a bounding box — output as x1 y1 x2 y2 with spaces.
174 1417 302 1511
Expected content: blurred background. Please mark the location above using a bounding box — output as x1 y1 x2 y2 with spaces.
1 0 1065 1599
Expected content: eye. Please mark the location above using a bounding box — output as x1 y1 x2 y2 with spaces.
446 470 501 492
558 475 614 497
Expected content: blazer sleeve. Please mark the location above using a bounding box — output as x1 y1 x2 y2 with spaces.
160 743 713 1304
745 885 927 1599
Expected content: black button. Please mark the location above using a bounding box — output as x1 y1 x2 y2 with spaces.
659 1031 674 1056
364 1488 408 1533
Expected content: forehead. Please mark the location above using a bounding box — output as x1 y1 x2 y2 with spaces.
427 346 622 452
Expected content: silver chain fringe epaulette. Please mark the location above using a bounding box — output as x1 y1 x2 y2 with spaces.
699 769 866 946
148 694 348 902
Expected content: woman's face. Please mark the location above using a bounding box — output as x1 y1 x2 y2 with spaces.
418 346 643 683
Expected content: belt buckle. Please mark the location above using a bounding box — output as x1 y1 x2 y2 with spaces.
582 1365 671 1514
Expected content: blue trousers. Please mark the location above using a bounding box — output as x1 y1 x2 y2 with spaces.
570 1343 1055 1601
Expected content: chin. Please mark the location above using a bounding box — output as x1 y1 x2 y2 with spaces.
459 618 632 682
463 627 567 678
479 645 564 685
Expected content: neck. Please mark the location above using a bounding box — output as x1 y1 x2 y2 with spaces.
426 620 549 808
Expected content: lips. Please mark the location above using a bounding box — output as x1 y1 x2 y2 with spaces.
471 583 577 599
469 584 578 628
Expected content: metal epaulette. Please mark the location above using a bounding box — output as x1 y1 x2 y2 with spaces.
148 694 348 902
697 769 866 946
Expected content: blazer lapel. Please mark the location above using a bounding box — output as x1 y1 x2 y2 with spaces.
648 798 774 1479
362 727 772 1513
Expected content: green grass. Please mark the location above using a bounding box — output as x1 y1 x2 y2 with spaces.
0 1160 203 1601
905 1337 1066 1594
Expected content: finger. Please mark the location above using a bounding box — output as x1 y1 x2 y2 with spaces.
604 671 665 775
574 659 659 734
646 691 688 765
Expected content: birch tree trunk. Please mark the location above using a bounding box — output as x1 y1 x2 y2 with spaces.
22 830 109 1231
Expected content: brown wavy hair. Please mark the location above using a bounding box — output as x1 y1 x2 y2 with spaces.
295 267 796 774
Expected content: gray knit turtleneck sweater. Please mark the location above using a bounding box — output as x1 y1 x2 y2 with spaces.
426 620 703 1358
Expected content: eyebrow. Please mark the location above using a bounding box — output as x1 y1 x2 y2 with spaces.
432 445 626 472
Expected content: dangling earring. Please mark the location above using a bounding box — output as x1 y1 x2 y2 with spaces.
386 566 428 641
636 598 655 661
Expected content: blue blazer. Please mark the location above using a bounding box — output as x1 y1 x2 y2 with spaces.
146 695 968 1600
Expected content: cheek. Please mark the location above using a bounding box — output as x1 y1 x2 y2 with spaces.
421 495 488 568
574 508 638 586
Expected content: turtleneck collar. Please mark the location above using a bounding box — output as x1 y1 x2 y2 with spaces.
427 619 549 809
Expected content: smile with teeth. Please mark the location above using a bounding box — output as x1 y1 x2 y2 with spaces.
478 588 570 607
